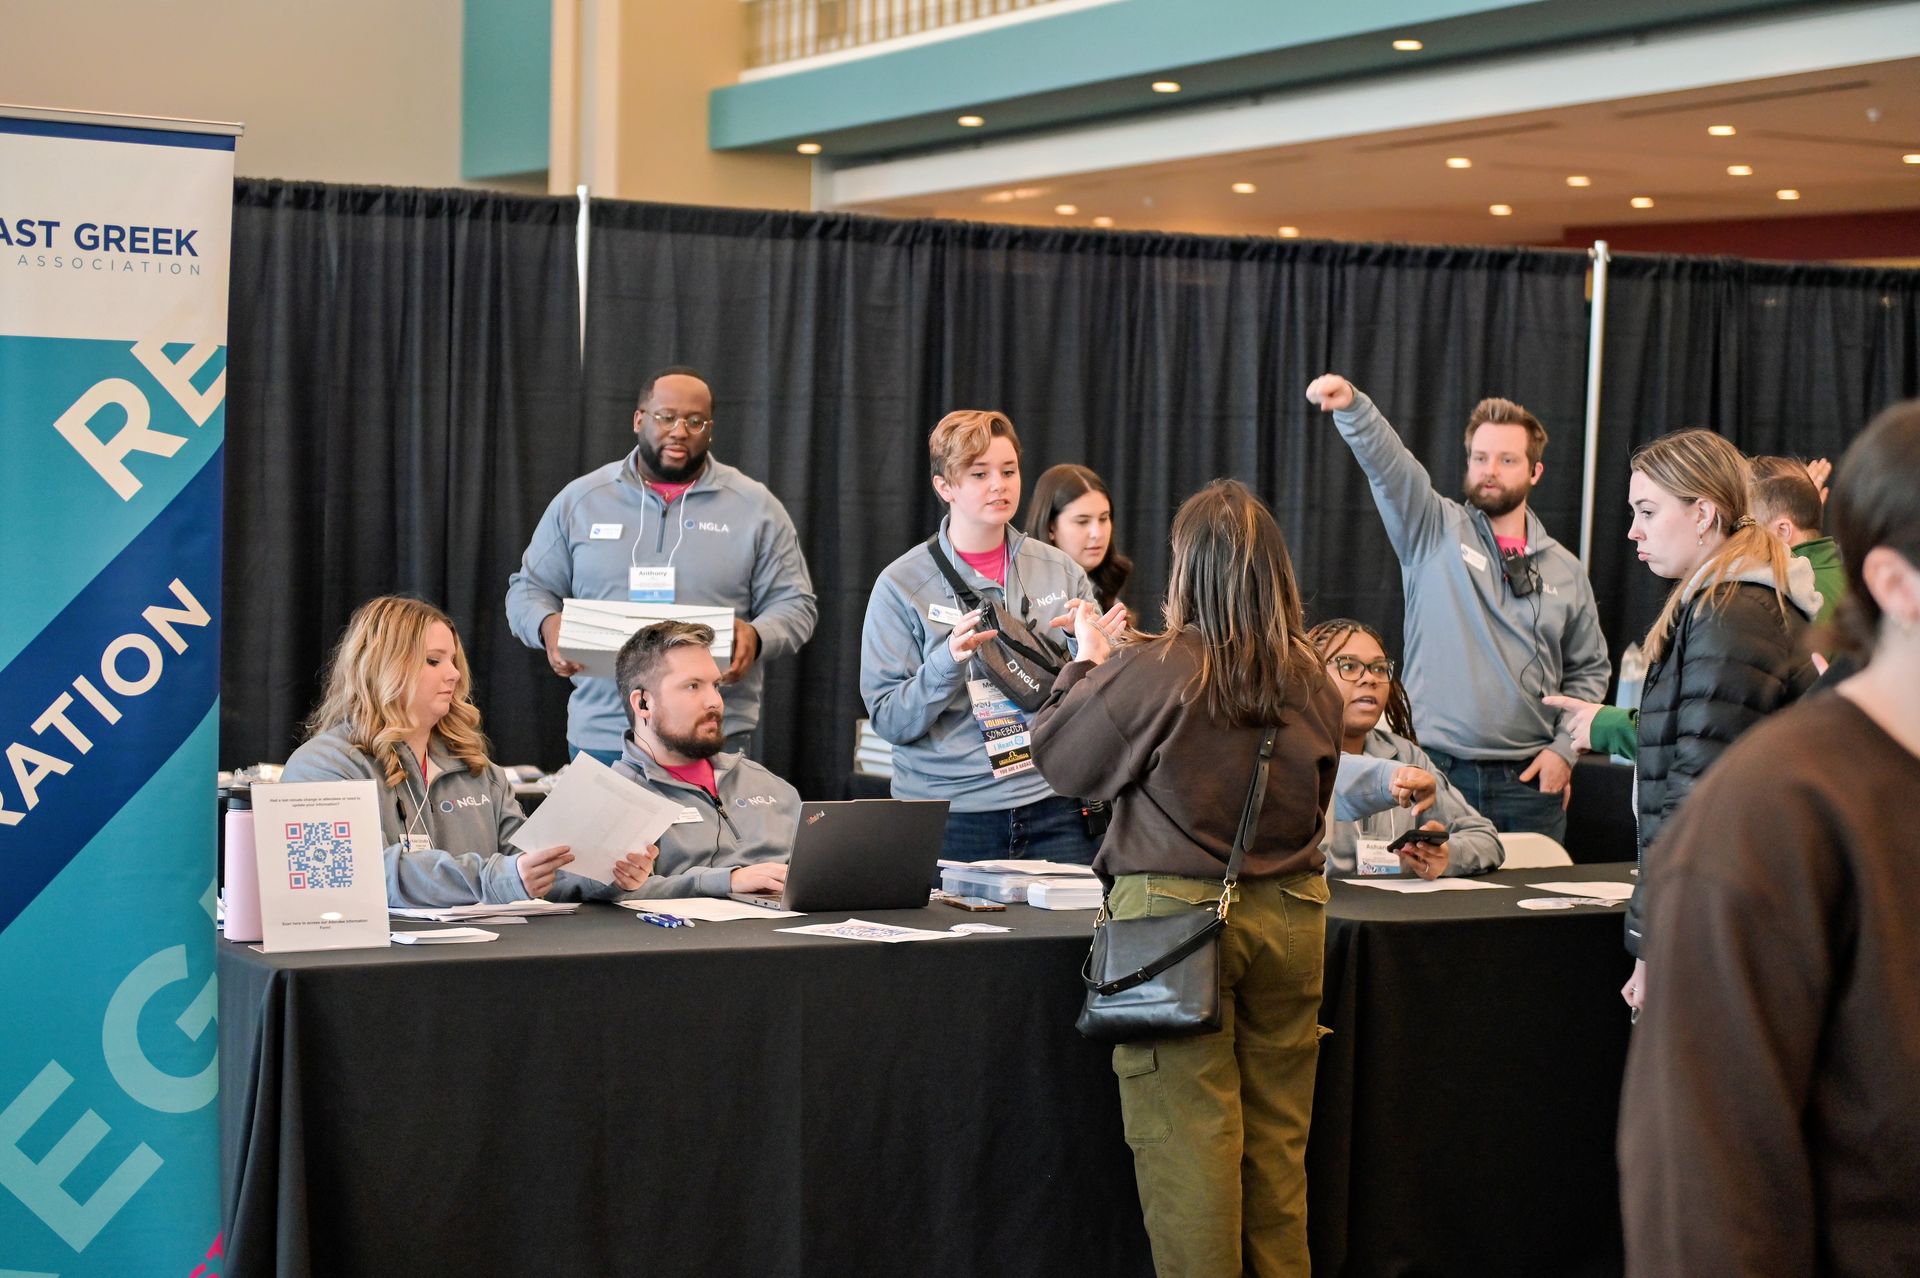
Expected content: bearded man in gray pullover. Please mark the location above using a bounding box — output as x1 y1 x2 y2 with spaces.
1305 374 1609 842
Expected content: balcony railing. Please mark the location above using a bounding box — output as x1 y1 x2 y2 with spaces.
746 0 1062 70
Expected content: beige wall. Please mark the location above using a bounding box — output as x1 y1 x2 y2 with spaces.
553 0 810 208
2 0 540 191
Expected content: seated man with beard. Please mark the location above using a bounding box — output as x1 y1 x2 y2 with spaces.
610 621 794 899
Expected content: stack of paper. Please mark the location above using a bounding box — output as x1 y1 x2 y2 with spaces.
507 752 688 883
935 859 1097 876
853 718 894 778
390 900 580 923
1027 878 1103 910
557 599 733 678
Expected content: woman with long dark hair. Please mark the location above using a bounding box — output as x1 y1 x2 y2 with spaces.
1031 479 1401 1276
1025 463 1133 614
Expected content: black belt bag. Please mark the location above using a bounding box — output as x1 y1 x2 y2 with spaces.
1075 726 1277 1044
924 535 1066 714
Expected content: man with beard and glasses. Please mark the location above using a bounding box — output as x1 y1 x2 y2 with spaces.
508 366 817 763
1303 374 1608 841
608 621 795 899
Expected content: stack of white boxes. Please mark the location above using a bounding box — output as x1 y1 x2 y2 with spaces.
556 599 733 678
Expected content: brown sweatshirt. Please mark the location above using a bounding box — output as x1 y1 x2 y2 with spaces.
1030 630 1343 882
1619 692 1920 1276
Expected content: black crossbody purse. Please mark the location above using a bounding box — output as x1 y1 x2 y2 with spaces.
1075 726 1278 1044
924 535 1068 714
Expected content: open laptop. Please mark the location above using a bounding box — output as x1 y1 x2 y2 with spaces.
730 799 949 913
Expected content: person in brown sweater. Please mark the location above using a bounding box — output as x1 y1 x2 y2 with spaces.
1619 399 1920 1276
1032 479 1429 1278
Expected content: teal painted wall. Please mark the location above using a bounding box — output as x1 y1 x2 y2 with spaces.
711 0 1824 156
463 0 550 179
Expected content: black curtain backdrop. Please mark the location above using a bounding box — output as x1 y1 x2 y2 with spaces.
582 203 1593 797
223 180 582 771
221 183 1920 802
1589 255 1920 664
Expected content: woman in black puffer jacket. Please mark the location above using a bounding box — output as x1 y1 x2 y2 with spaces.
1550 429 1819 1017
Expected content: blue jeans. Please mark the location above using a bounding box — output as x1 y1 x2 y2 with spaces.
940 794 1102 865
1424 747 1568 843
569 735 752 766
568 745 623 767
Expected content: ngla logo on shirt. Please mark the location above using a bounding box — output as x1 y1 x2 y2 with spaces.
440 795 493 812
684 519 731 533
735 795 778 808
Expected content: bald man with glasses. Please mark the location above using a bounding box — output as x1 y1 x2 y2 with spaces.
508 366 817 763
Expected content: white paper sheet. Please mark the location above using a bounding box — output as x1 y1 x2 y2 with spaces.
933 859 1097 876
390 900 578 922
507 752 684 884
1525 880 1635 901
1346 878 1514 893
253 779 391 952
617 897 801 921
391 927 498 944
776 918 966 943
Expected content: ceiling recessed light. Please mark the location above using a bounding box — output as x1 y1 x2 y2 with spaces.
1054 203 1079 215
1151 80 1181 94
1630 196 1655 209
1565 175 1592 187
1277 226 1301 238
1489 203 1513 216
1392 38 1424 51
1904 153 1920 164
1445 156 1472 170
1231 181 1257 194
1776 188 1801 201
1707 124 1736 137
1092 215 1115 228
795 142 822 156
957 114 985 128
1726 164 1753 176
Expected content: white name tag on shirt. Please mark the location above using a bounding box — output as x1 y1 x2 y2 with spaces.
1460 544 1489 574
629 565 676 603
672 807 705 825
1356 837 1402 876
406 833 432 854
590 523 623 540
927 603 965 626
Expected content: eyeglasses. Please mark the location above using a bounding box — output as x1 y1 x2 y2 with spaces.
646 409 713 435
1327 655 1395 683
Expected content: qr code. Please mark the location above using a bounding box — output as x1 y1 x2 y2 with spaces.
284 821 355 889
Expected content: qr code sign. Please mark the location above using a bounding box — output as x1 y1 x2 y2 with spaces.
285 820 356 889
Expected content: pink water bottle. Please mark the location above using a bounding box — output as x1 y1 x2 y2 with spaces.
223 785 263 942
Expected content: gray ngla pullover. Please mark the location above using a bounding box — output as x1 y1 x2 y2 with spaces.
281 724 622 907
1330 390 1611 764
506 451 817 752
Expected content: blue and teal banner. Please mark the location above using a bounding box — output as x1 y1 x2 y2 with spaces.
0 108 235 1277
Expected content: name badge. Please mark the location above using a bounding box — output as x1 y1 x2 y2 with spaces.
1355 837 1401 876
1460 544 1489 574
630 565 676 603
672 807 705 825
927 603 965 626
967 678 1036 779
406 833 433 854
590 523 623 540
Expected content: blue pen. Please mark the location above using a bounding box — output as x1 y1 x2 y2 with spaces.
634 911 692 929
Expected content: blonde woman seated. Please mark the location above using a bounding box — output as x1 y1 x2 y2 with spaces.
283 596 654 906
1308 619 1504 880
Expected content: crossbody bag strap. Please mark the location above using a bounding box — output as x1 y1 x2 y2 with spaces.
924 534 1065 669
1218 726 1279 909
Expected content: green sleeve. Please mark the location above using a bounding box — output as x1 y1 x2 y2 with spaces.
1589 706 1639 759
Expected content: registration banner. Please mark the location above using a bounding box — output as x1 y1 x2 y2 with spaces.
0 106 237 1277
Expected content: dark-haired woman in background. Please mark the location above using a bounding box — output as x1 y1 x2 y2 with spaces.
1619 400 1920 1275
1026 463 1132 614
1307 619 1503 879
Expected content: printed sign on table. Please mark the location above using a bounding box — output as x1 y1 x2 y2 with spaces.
252 781 391 953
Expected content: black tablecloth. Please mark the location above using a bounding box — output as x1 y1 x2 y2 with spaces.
218 903 1152 1278
1310 862 1637 1278
220 868 1638 1278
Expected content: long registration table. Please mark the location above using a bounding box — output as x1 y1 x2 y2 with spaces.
220 864 1638 1278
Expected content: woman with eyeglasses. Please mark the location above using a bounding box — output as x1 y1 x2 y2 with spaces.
1025 463 1133 616
1306 620 1503 880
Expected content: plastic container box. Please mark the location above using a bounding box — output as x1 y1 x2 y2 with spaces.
940 867 1035 903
